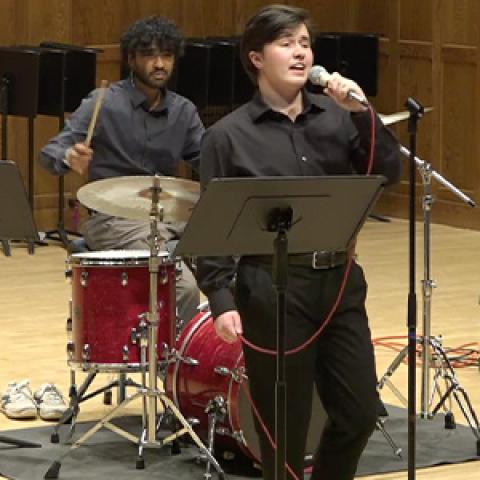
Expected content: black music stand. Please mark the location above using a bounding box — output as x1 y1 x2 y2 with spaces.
0 47 41 217
175 175 385 480
39 42 98 248
0 160 40 256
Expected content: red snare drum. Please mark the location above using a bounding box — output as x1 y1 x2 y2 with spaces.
167 308 325 465
68 250 176 371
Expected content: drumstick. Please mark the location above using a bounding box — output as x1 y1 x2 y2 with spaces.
84 79 108 147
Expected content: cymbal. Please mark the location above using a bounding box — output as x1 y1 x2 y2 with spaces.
380 107 433 126
77 176 200 222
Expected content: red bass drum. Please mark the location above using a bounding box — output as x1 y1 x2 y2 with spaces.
166 307 326 466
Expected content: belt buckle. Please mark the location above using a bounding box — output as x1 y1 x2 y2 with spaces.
312 251 329 270
312 250 338 269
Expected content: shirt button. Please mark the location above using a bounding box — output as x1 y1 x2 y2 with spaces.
301 155 307 162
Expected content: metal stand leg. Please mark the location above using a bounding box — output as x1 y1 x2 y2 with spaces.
376 417 402 457
377 345 409 407
195 396 227 480
44 384 226 479
50 370 141 444
0 435 41 448
1 239 11 256
428 338 480 450
378 336 480 451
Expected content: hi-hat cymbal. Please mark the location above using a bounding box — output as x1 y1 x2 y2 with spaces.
380 107 433 126
77 176 200 222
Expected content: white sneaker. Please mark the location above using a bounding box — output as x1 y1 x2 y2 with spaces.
0 380 37 419
34 384 68 420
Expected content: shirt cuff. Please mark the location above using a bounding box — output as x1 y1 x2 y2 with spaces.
207 287 236 320
62 147 73 168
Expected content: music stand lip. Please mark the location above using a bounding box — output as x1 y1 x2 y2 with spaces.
174 174 386 258
39 41 102 55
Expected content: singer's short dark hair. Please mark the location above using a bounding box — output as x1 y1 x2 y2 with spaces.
120 16 184 62
240 4 315 84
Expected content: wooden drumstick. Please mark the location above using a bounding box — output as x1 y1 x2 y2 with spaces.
84 79 108 147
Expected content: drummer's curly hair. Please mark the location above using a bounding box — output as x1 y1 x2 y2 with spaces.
120 16 184 61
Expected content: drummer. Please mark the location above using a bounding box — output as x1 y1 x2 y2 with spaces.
39 16 203 326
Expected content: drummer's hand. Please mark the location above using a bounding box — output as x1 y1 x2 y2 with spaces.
66 143 93 175
214 310 243 343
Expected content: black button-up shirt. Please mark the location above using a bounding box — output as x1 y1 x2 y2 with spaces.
40 79 204 181
197 90 401 318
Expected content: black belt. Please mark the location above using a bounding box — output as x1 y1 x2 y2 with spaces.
243 250 349 270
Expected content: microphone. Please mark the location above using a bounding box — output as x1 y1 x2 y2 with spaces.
308 65 369 107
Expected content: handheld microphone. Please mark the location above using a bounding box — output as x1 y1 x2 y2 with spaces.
308 65 369 107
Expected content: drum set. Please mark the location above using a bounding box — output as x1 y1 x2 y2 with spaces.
45 175 328 479
44 174 404 480
45 175 230 479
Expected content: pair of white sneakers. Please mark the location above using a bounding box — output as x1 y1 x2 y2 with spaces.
0 380 68 420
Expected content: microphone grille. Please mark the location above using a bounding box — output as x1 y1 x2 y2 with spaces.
308 65 328 87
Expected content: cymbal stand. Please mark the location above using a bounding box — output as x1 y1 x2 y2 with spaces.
378 146 480 453
44 176 226 479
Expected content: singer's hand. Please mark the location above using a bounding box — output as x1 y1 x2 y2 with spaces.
214 310 243 343
67 143 93 175
324 72 368 113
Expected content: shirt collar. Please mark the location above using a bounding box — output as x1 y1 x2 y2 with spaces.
124 77 171 113
247 88 325 122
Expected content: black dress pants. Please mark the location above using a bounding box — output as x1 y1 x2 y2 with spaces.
235 259 379 480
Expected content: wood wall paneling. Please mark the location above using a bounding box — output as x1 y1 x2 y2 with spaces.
34 116 60 197
0 0 24 45
397 53 434 174
72 0 124 46
399 0 433 42
24 0 72 45
306 0 356 33
1 0 479 231
375 50 398 114
440 0 479 46
353 0 390 37
180 0 236 37
441 61 477 193
121 0 181 28
231 0 272 35
94 45 122 85
6 117 29 187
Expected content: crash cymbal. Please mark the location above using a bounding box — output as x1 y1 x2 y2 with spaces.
380 107 433 126
77 176 200 222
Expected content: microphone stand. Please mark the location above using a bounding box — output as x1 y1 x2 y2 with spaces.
398 145 477 421
405 97 424 480
377 144 480 452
